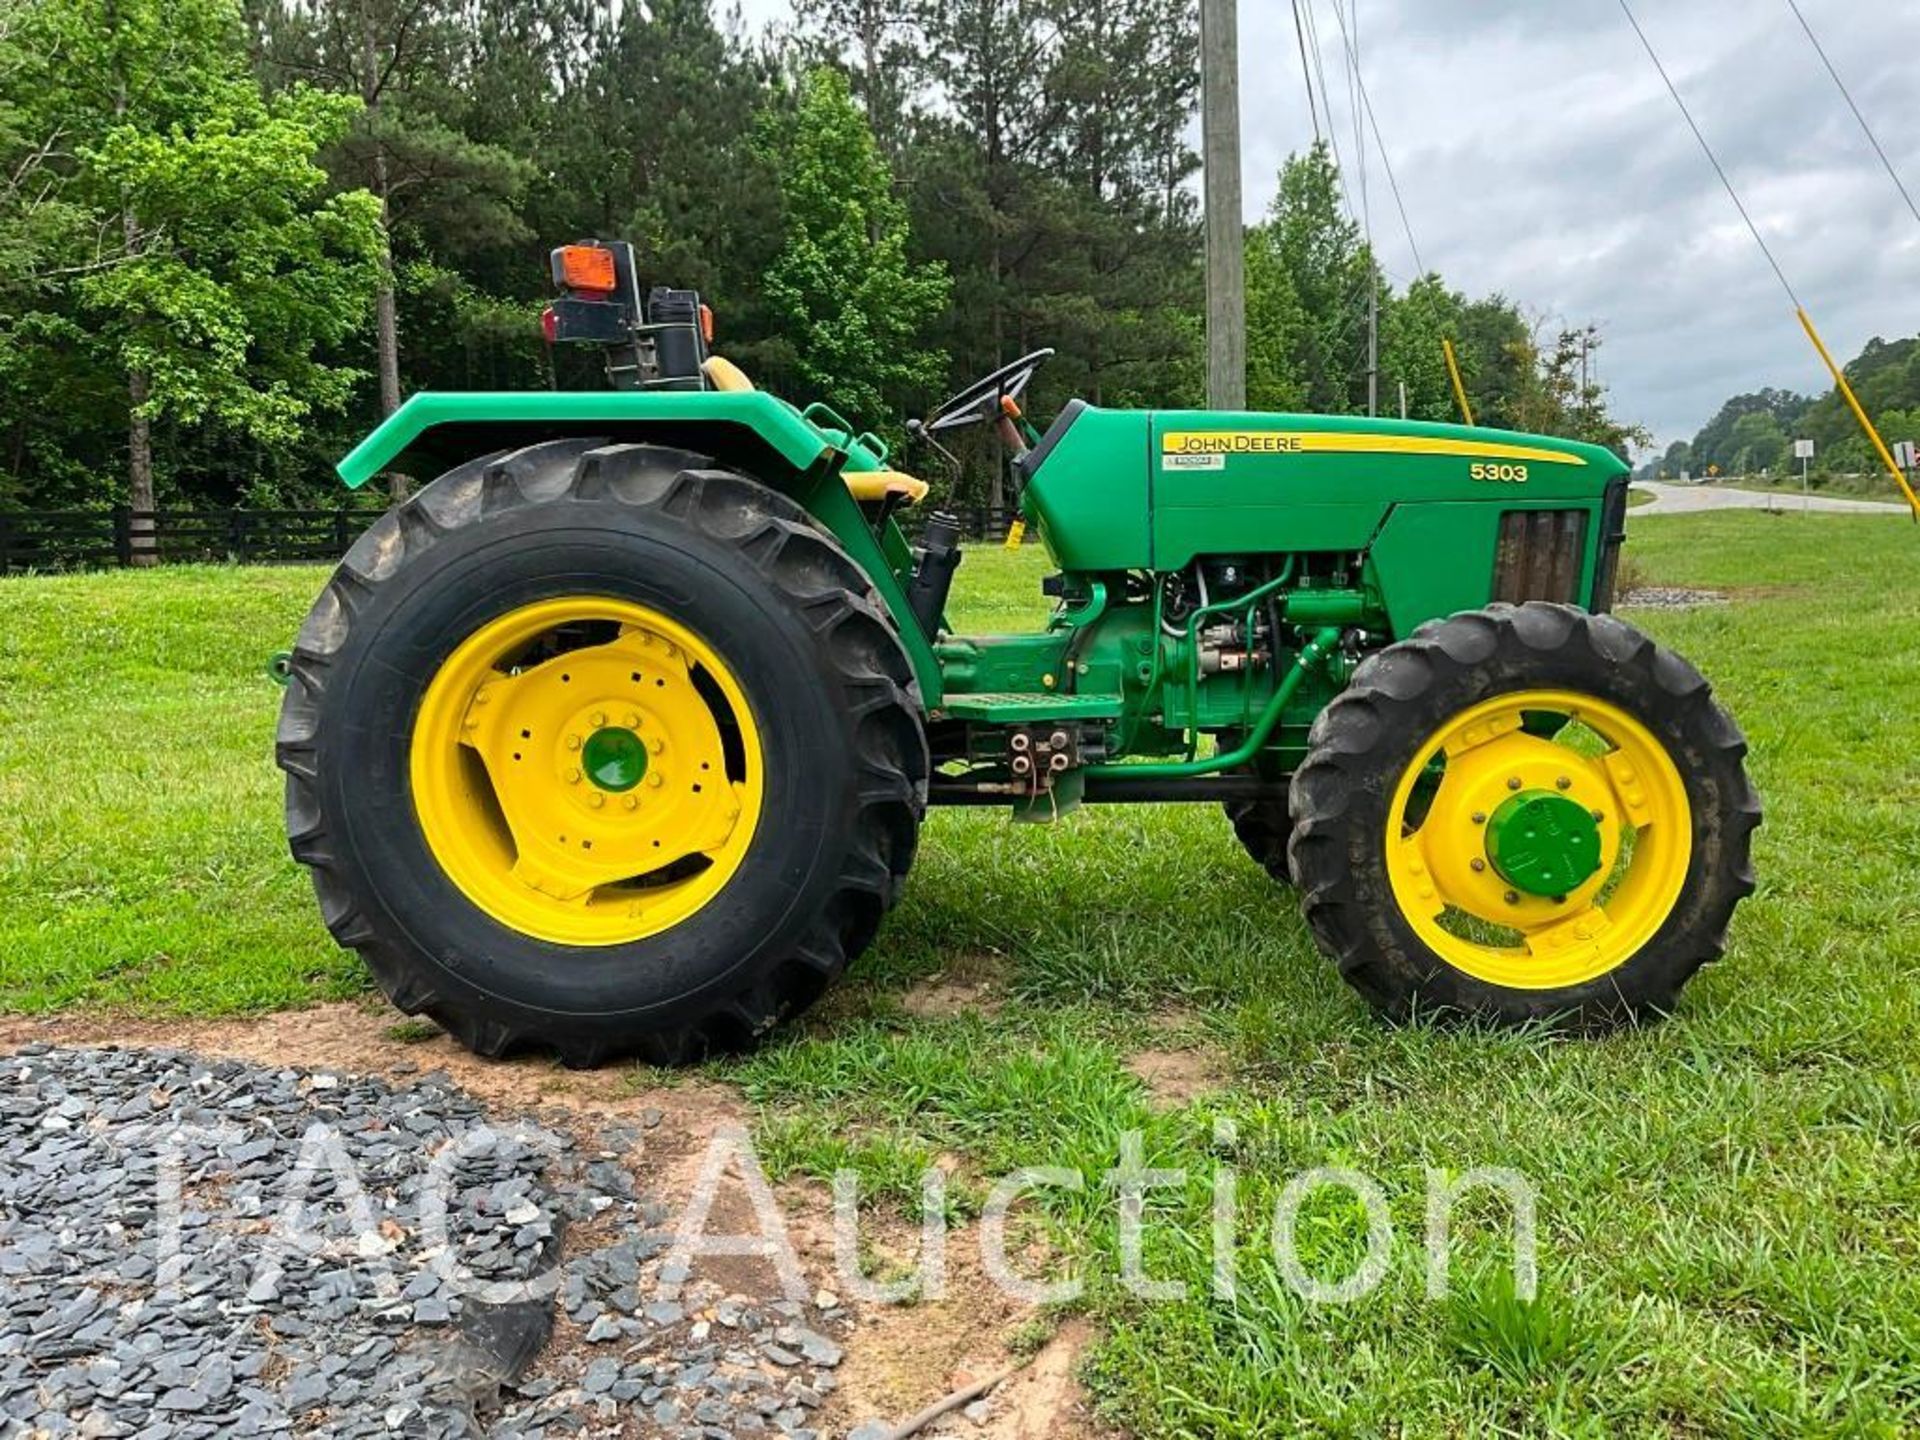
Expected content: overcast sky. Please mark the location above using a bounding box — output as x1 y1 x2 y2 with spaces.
734 0 1920 448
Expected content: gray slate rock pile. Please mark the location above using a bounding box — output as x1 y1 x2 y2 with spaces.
0 1046 846 1439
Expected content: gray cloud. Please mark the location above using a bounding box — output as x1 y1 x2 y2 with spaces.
739 0 1920 446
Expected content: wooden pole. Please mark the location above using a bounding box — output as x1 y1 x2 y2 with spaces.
1201 0 1246 410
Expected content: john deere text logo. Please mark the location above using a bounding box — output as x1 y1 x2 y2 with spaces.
1163 432 1305 455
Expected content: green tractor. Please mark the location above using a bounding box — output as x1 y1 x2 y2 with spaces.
277 240 1759 1065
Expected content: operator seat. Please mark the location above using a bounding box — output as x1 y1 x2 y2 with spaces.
700 356 930 507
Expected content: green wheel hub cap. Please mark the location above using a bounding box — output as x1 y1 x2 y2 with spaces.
1486 790 1603 897
582 726 648 793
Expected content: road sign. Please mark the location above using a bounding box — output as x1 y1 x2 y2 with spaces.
1793 438 1815 459
1894 440 1918 469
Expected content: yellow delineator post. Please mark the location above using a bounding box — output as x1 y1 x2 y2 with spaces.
1442 338 1475 427
1797 307 1920 521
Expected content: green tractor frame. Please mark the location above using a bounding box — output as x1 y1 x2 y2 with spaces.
276 240 1760 1065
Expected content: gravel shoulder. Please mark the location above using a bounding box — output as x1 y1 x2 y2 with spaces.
0 1009 1094 1440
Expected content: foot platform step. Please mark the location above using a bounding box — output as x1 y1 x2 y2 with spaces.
934 691 1123 723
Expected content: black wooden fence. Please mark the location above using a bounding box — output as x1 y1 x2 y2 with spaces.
0 508 371 574
0 504 1029 575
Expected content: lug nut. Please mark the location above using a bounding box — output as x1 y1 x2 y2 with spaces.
648 738 664 755
1591 808 1605 823
1504 890 1520 905
590 711 606 728
565 734 582 751
589 793 605 809
1507 777 1522 791
646 772 664 788
1556 776 1572 790
623 712 641 729
623 795 638 811
565 768 581 784
1470 858 1486 872
1471 811 1486 825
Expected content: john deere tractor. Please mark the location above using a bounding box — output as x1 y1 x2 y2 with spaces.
277 240 1759 1065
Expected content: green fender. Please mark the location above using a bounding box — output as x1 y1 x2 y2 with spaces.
335 390 945 701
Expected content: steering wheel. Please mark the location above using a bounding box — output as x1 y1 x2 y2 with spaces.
925 349 1055 433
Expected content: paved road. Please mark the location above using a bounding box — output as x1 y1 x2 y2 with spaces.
1632 480 1914 517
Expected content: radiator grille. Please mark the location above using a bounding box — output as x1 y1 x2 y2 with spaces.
1493 509 1589 605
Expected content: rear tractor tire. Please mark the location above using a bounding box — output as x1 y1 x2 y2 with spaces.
276 439 928 1066
1226 795 1292 884
1287 602 1759 1030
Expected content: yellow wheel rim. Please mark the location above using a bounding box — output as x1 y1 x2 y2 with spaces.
409 597 764 947
1383 689 1691 990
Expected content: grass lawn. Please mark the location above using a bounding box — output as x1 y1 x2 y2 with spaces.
3 512 1918 1434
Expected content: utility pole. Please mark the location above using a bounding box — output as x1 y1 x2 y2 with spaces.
1349 0 1377 417
1201 0 1246 409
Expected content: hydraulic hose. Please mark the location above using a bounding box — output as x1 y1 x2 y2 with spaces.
1084 626 1343 781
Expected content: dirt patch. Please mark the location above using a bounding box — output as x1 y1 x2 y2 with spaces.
979 1319 1104 1440
1126 1046 1224 1109
899 955 1008 1020
813 1189 1101 1438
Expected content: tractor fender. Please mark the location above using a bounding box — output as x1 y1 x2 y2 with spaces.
335 391 943 700
337 390 865 490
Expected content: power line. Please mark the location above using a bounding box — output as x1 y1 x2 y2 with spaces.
1784 0 1920 229
1289 0 1323 148
1344 1 1369 247
1615 0 1802 310
1324 0 1425 276
1617 0 1920 520
1298 0 1358 230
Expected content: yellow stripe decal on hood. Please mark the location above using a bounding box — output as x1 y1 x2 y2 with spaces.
1161 431 1587 465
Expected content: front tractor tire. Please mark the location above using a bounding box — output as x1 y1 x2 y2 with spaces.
276 439 927 1067
1288 603 1759 1030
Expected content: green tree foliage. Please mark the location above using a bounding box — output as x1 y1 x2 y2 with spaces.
1381 274 1469 422
1246 145 1371 414
2 0 380 516
1725 409 1787 475
1679 342 1920 482
2 0 1654 515
758 68 949 429
251 0 535 466
1684 387 1810 475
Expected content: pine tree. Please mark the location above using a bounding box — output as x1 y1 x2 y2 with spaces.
759 68 949 429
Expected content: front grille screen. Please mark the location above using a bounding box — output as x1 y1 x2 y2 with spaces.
1493 509 1589 605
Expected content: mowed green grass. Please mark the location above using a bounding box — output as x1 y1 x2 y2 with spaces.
3 513 1918 1434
